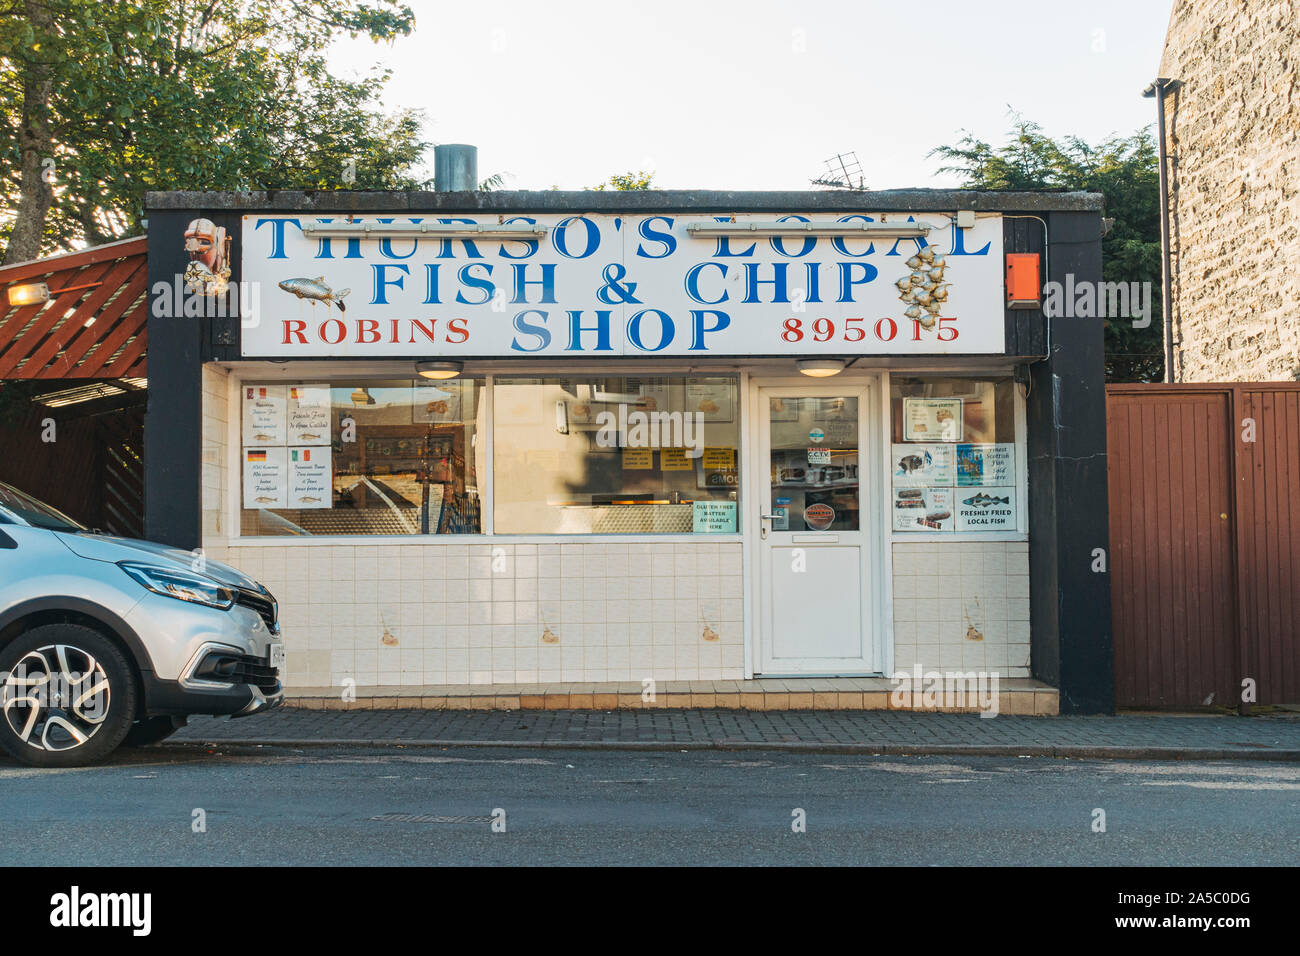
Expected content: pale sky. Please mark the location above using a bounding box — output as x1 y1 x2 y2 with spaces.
333 0 1174 191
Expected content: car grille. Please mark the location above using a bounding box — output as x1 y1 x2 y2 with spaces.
228 655 281 694
235 588 278 632
195 651 281 693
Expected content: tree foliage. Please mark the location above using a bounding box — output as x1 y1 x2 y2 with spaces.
0 0 430 262
589 170 655 191
931 114 1163 382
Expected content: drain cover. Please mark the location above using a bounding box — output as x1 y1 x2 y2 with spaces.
370 812 492 824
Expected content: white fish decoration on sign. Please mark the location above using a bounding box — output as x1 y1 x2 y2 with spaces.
278 276 350 312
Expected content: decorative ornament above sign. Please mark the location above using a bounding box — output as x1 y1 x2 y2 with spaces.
237 212 1004 358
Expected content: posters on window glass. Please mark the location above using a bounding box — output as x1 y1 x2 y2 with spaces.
892 487 954 531
243 384 336 510
412 382 465 424
955 487 1017 531
892 442 1018 532
243 447 287 508
242 385 287 445
892 443 956 488
685 381 734 422
903 398 963 442
287 384 330 444
288 446 332 508
692 500 737 533
956 443 1015 486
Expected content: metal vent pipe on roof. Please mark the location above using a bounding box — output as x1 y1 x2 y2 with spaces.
434 144 478 192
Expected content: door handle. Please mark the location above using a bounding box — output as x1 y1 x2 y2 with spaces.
760 513 779 521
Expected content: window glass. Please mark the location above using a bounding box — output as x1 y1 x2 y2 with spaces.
239 379 483 536
493 376 741 534
768 396 860 532
889 376 1020 533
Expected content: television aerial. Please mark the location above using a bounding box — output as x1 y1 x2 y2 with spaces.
810 152 867 191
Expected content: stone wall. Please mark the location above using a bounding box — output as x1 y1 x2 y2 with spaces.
1160 0 1300 381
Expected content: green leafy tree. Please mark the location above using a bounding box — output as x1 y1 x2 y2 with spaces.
1 0 429 263
931 114 1163 382
589 170 654 191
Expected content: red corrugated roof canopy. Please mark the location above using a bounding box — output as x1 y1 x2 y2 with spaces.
0 236 147 379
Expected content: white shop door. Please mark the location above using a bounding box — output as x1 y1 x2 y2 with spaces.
754 383 878 675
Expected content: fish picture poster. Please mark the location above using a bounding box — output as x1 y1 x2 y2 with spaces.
892 443 956 488
242 385 287 446
287 384 331 445
956 443 1015 487
955 486 1017 531
243 447 287 509
892 487 954 532
288 446 332 509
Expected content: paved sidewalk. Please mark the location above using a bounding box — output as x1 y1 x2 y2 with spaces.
167 708 1300 760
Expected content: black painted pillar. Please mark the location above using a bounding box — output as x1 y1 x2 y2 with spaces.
144 211 204 550
1027 210 1114 714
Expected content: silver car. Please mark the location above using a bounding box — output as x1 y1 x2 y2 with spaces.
0 482 284 767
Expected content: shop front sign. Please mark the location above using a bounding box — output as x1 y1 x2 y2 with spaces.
238 213 1005 357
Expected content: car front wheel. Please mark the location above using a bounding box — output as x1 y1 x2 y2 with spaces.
0 624 136 767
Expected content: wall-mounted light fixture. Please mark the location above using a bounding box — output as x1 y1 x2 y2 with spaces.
5 282 50 307
416 360 463 380
4 277 105 309
797 359 846 377
686 221 931 239
302 222 547 239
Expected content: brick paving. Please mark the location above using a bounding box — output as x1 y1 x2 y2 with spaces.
169 708 1300 759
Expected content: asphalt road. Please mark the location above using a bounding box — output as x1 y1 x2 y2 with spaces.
1 745 1297 865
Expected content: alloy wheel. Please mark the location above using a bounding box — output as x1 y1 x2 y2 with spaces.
1 644 112 752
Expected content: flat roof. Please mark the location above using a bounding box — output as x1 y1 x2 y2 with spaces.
145 188 1103 213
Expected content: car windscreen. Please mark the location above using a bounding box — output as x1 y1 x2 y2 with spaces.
0 483 86 531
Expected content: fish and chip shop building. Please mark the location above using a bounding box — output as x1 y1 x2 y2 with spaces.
143 188 1113 713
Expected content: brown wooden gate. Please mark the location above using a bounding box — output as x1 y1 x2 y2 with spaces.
1107 384 1300 708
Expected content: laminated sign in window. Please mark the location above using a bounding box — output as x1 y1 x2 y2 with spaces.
890 377 1021 533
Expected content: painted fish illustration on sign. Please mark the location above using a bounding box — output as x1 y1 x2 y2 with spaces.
278 276 350 312
898 453 931 474
963 493 1011 507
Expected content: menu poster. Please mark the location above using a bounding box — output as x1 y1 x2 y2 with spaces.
243 447 287 509
287 384 331 445
637 382 672 413
955 487 1017 531
697 447 740 490
892 487 954 532
956 443 1015 487
892 443 956 488
692 500 737 533
659 448 693 471
768 396 799 422
903 398 963 442
413 382 466 424
242 385 287 446
288 446 331 509
685 380 734 422
622 447 653 469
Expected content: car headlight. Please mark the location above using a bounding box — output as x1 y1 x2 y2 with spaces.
119 562 235 609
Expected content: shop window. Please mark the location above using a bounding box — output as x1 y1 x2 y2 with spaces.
239 379 483 536
493 376 741 534
889 376 1022 534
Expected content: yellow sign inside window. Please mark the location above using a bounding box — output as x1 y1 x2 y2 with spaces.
622 448 653 469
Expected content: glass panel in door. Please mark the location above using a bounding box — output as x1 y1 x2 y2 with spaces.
767 396 859 533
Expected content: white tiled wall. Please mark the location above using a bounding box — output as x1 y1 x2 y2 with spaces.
201 365 230 542
891 540 1031 677
206 542 745 688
